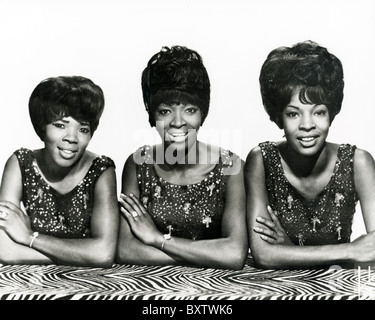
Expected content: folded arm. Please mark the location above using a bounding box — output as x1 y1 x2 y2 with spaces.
0 154 119 267
245 146 375 269
116 154 248 270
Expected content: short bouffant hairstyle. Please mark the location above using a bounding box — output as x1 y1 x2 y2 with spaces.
29 76 105 140
259 40 344 129
141 46 211 127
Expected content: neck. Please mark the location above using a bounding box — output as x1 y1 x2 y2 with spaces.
155 140 204 171
37 149 82 183
280 142 328 178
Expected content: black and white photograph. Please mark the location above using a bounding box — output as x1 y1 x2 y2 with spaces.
0 0 375 308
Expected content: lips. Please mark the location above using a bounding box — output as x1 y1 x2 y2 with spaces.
58 147 78 159
166 131 188 143
297 135 318 147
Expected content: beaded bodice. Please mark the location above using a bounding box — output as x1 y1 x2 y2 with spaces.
15 148 115 238
134 145 237 240
259 142 358 245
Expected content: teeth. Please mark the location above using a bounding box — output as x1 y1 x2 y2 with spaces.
301 137 315 142
168 132 187 142
172 133 186 137
61 149 76 154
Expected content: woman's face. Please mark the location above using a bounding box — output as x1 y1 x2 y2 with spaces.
282 91 331 156
154 103 202 159
43 116 92 169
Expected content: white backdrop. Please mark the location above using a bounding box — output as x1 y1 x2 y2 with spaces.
1 0 374 238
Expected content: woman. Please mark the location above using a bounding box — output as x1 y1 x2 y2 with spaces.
116 46 248 270
0 76 119 267
245 40 375 269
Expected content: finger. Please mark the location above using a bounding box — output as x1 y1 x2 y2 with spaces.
267 206 286 234
0 207 11 220
254 226 277 239
259 234 277 244
120 194 144 216
0 201 21 213
120 206 138 223
0 203 21 218
256 216 276 230
119 196 140 216
128 193 148 215
0 209 9 219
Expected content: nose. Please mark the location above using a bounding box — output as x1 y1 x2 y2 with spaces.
170 110 186 128
299 114 316 131
62 128 78 144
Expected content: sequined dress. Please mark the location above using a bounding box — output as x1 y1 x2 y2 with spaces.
259 142 358 246
15 148 115 238
134 145 237 240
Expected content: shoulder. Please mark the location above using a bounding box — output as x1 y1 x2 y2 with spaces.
211 145 243 177
90 151 116 170
132 145 153 165
245 141 277 167
352 146 375 169
84 151 116 181
12 148 33 162
121 145 153 180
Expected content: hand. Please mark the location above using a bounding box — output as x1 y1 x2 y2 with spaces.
119 193 163 247
254 206 294 245
349 231 375 263
0 201 33 246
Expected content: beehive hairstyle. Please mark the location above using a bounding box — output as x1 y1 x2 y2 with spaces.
259 40 344 129
141 45 211 127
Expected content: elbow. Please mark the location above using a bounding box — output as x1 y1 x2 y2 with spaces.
220 244 248 270
94 255 115 268
115 243 135 265
250 245 278 270
87 245 116 268
115 245 127 264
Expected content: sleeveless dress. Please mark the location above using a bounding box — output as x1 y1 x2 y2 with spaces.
133 145 238 240
259 142 358 246
15 148 115 238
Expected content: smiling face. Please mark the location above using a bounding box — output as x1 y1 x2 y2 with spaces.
154 103 202 155
282 90 331 157
43 116 92 169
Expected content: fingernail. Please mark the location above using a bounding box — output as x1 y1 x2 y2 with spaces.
256 217 264 222
254 227 262 232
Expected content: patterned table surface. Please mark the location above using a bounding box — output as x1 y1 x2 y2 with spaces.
0 257 374 300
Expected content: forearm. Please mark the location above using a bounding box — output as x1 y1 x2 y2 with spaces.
27 234 116 267
0 231 53 265
251 240 352 269
158 236 247 270
116 236 180 266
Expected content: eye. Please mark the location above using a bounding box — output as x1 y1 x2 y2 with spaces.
315 109 327 116
157 109 171 115
80 127 91 134
285 111 299 118
52 122 65 129
186 107 198 114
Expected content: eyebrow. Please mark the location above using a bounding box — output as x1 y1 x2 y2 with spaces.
285 103 324 109
56 119 90 126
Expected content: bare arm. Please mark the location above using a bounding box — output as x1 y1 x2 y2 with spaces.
0 155 53 264
353 148 375 232
116 154 248 270
0 154 119 267
245 146 375 269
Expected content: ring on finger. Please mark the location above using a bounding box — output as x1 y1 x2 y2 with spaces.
131 211 138 218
